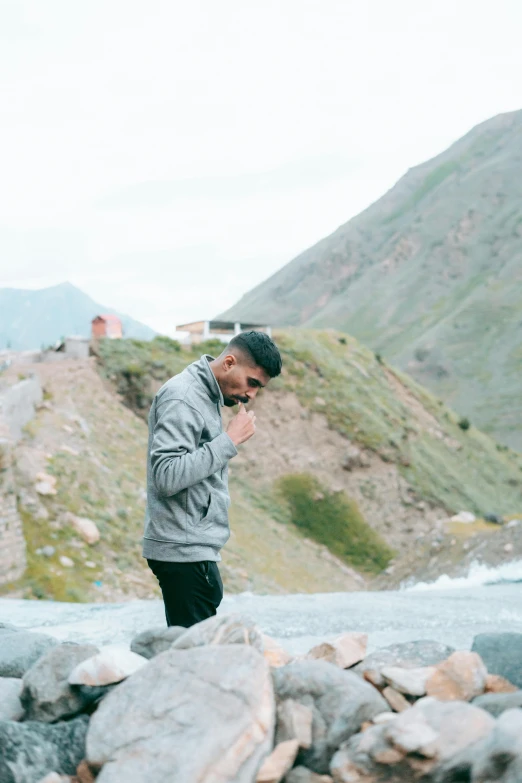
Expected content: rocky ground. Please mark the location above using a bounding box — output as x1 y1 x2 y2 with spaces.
1 614 522 782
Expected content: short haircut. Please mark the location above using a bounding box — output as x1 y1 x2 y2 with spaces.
227 331 282 378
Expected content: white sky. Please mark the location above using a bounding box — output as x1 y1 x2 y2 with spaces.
1 0 521 334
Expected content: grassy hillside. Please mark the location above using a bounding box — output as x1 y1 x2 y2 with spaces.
220 110 522 451
98 331 522 536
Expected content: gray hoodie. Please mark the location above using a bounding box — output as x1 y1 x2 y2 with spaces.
142 355 238 563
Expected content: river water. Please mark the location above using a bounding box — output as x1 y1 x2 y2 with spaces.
1 570 521 655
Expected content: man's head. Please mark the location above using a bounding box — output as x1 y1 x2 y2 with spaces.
210 330 282 407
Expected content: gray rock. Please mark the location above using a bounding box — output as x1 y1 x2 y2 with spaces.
469 708 522 782
472 633 522 688
0 632 59 678
0 678 24 721
0 715 88 783
130 626 186 659
87 644 274 783
22 642 99 722
272 659 387 774
284 765 333 782
171 612 264 652
472 690 522 717
353 640 455 678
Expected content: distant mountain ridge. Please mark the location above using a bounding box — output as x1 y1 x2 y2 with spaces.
220 109 522 450
0 282 156 351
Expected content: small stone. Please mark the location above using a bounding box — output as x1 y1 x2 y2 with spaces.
382 686 411 712
504 543 514 553
59 556 74 568
262 634 292 667
472 690 522 717
76 760 97 783
41 546 56 557
381 665 436 696
36 481 57 496
372 746 404 764
363 669 385 688
64 514 100 545
69 647 148 686
485 674 518 694
275 698 313 749
285 767 333 783
450 511 476 523
306 633 367 669
472 632 522 688
384 711 438 756
130 626 186 659
36 472 57 487
372 712 397 725
256 739 299 782
85 561 96 568
36 774 69 783
0 631 59 678
426 651 487 701
172 612 264 652
507 519 520 528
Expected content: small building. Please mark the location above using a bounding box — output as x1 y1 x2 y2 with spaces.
176 320 272 347
91 314 123 340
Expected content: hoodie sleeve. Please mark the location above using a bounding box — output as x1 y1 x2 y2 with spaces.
150 398 238 497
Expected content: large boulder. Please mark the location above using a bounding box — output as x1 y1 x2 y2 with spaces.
0 678 24 721
171 613 264 652
0 715 88 783
353 640 455 685
330 697 494 782
0 632 59 678
272 659 387 774
86 644 274 782
22 643 99 722
130 626 186 659
472 690 522 717
472 633 522 689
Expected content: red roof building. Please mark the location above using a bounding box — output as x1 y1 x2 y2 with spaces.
91 314 123 340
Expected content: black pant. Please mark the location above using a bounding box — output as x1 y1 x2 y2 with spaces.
147 559 223 628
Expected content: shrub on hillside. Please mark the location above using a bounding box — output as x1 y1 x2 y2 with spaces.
277 473 393 573
458 417 471 431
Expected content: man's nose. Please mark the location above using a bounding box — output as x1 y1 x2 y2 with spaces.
246 388 258 400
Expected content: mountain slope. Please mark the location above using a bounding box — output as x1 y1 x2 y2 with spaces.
0 282 156 350
220 110 522 450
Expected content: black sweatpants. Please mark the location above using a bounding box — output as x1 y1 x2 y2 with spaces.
147 559 223 628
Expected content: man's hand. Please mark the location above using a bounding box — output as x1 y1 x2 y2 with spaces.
226 402 256 446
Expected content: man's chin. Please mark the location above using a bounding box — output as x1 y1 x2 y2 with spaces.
223 398 237 408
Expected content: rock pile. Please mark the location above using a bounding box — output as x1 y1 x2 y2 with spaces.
1 619 522 782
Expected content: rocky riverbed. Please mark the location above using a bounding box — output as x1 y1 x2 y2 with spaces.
2 588 522 782
0 614 522 783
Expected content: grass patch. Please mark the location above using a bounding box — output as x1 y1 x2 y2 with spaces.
276 473 393 573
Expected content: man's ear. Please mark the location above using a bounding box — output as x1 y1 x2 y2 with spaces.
223 353 237 372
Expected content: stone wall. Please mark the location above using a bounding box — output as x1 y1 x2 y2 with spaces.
0 375 42 442
0 376 41 586
0 431 26 584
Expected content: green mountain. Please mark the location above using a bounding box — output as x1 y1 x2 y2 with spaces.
0 282 156 350
220 110 522 450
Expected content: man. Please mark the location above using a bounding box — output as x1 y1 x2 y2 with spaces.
143 330 282 627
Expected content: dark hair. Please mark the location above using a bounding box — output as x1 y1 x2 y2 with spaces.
228 331 282 378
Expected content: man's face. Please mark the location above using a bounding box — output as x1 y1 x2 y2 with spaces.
218 354 271 407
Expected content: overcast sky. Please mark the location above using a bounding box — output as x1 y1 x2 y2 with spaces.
1 0 521 334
